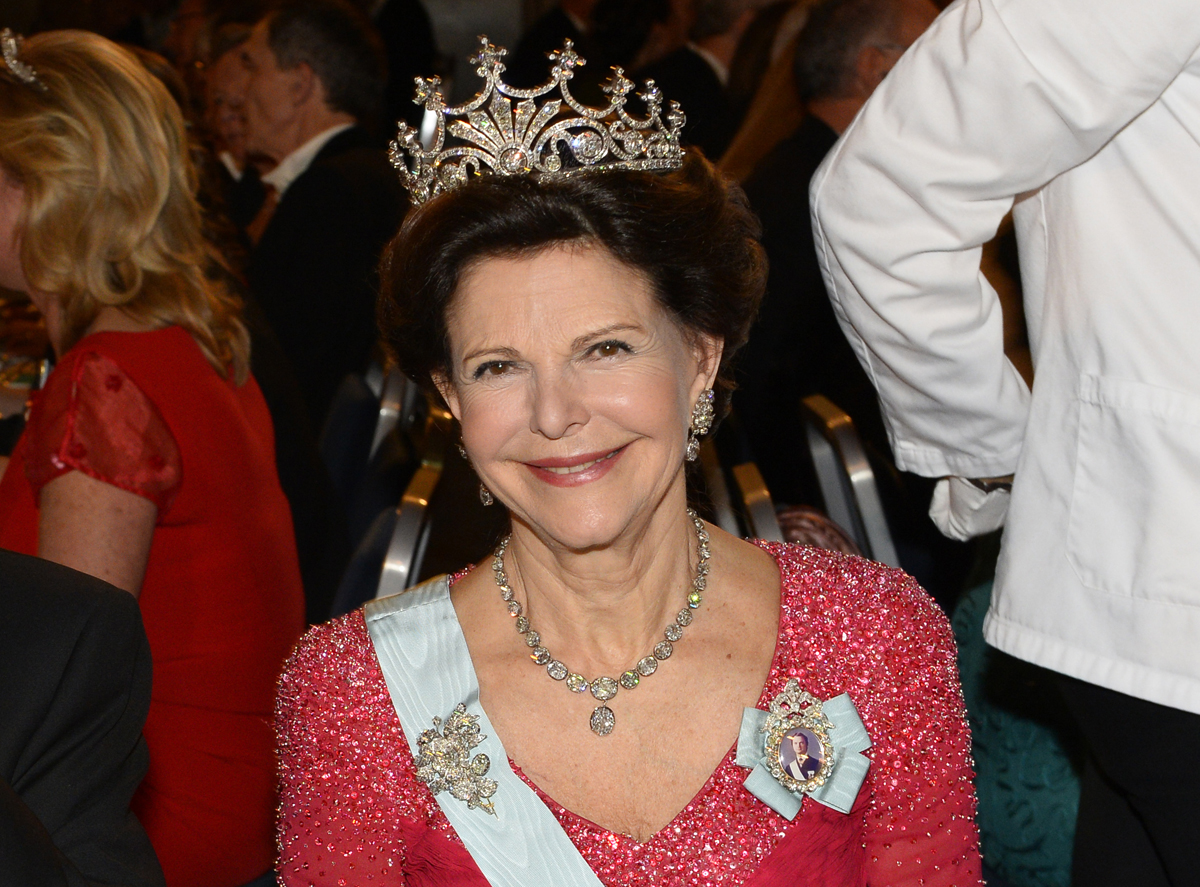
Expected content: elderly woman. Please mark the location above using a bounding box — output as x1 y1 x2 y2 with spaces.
0 31 304 887
275 41 981 887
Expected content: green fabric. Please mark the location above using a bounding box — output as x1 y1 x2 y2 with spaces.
953 581 1081 887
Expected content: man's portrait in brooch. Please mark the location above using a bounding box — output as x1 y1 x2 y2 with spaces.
779 728 823 783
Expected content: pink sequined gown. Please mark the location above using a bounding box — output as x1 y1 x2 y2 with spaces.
276 543 983 886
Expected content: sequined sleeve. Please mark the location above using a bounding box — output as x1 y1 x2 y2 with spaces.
275 612 490 887
762 544 982 885
23 350 181 513
847 562 982 885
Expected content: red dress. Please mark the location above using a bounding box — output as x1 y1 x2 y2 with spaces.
275 544 983 886
0 326 306 887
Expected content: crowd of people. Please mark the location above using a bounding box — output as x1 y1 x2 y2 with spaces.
1 0 1197 886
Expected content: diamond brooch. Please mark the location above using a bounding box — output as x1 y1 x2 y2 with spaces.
413 703 499 815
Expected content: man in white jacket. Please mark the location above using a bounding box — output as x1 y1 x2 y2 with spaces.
810 0 1200 883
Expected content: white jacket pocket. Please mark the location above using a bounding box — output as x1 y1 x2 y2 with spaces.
1067 374 1200 605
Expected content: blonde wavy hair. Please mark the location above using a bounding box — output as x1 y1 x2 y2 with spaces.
0 30 249 382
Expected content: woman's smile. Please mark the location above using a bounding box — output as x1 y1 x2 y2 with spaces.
438 243 719 550
524 445 628 486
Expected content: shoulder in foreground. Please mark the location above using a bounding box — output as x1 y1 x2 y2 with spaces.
0 550 141 632
759 540 947 627
279 608 373 691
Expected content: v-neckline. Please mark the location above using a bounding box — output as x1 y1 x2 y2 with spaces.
474 540 789 848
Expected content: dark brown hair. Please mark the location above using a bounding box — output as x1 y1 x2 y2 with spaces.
379 150 766 415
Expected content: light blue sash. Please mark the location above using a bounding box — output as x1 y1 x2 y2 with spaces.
365 576 605 887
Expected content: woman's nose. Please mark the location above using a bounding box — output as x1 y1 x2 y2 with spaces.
528 370 589 440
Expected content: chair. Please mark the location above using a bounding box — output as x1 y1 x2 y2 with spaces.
405 435 509 585
730 461 784 543
714 409 861 552
375 407 451 599
342 424 420 549
799 394 900 566
321 366 428 550
694 413 783 541
696 412 787 544
370 404 510 598
774 504 861 555
318 372 383 508
327 506 399 618
344 370 426 543
366 365 425 459
328 406 448 618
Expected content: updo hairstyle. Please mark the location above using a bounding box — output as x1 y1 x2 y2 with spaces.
0 30 249 382
378 150 766 417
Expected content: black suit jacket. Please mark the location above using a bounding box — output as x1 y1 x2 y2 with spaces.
0 551 164 887
635 46 738 161
735 115 887 503
248 126 405 428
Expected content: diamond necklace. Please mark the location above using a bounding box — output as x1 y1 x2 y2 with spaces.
491 509 710 737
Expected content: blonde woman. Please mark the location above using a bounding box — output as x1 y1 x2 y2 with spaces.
0 30 304 887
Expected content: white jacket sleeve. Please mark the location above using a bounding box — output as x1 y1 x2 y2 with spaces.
810 0 1200 478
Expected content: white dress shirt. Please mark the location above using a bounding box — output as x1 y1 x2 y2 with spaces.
811 0 1200 713
261 122 355 198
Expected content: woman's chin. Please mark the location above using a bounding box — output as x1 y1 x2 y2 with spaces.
510 499 643 555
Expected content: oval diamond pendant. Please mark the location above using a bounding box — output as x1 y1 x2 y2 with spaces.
590 705 615 736
591 676 619 701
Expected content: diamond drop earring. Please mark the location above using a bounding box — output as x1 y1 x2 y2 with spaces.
458 441 494 504
685 389 715 462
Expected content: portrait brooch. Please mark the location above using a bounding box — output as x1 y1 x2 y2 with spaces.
736 679 872 819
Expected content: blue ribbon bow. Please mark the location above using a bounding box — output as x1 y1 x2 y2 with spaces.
735 692 871 819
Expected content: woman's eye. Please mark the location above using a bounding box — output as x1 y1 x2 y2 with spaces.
473 361 512 379
591 340 631 358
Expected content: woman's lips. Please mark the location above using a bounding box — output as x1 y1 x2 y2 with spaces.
525 446 626 486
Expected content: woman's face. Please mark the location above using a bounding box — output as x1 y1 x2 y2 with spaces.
438 243 721 551
0 168 64 350
0 170 28 293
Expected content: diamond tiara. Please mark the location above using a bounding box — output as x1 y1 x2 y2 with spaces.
390 36 686 206
1 29 46 92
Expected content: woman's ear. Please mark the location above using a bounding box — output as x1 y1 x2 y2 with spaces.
432 372 461 420
695 334 724 391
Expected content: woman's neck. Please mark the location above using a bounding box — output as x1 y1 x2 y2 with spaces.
27 288 65 356
85 305 156 337
502 502 702 676
32 295 157 358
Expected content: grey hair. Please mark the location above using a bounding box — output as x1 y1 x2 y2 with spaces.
690 0 776 42
266 0 385 121
792 0 900 102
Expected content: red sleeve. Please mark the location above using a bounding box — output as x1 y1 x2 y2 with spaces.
23 350 181 513
275 613 489 887
859 570 983 886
